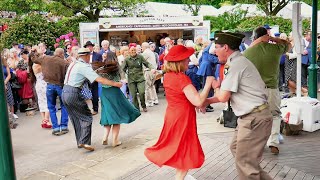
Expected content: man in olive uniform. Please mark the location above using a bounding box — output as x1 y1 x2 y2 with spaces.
243 27 291 155
122 46 154 112
202 32 273 179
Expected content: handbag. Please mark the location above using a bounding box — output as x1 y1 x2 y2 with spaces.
9 73 22 89
223 100 238 128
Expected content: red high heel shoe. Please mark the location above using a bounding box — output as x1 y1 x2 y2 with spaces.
41 119 52 129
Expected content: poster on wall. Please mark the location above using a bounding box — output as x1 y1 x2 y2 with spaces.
194 29 208 42
83 31 98 45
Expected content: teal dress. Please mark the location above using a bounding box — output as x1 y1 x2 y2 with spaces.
99 71 141 126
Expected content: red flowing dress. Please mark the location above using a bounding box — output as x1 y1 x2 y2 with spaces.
144 72 204 170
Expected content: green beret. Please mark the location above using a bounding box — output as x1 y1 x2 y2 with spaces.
214 31 245 47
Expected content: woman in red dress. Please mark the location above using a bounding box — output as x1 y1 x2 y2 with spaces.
145 45 214 180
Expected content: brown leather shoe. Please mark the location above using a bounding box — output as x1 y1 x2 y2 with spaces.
143 108 148 112
91 111 98 116
79 144 95 151
270 146 279 155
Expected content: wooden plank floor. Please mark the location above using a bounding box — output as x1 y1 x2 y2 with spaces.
119 130 320 180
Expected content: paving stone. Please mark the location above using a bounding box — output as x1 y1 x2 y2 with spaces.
66 169 107 180
50 163 85 176
22 171 62 180
71 159 99 169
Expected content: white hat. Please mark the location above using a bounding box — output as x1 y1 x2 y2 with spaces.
78 48 90 56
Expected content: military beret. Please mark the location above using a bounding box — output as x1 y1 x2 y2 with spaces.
214 31 245 48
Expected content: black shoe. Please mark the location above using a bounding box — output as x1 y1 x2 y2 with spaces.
207 105 213 109
52 130 61 136
206 107 214 112
60 128 69 135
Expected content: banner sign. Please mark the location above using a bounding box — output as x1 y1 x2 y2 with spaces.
99 16 204 30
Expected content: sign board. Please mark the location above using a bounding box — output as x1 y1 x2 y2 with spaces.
83 31 98 45
194 29 208 41
99 16 204 31
79 23 99 47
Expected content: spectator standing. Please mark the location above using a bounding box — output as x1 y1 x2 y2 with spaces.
31 48 69 136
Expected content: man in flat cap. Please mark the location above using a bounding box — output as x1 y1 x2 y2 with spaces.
201 31 273 179
62 48 122 151
243 27 291 155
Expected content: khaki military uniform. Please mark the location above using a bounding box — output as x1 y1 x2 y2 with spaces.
220 51 273 180
122 54 153 110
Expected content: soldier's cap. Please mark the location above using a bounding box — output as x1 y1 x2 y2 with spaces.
214 31 245 48
164 45 194 62
78 48 91 56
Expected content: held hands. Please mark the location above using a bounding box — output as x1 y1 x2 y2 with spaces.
212 78 221 89
205 76 215 85
196 99 209 114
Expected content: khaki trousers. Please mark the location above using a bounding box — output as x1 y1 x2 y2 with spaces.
144 70 158 104
230 108 273 180
266 88 281 148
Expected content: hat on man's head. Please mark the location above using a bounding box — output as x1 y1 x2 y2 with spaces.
78 48 91 56
264 24 272 30
83 41 94 48
164 45 194 62
274 32 280 37
214 31 245 48
18 44 24 49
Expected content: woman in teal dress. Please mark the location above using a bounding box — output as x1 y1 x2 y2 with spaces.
98 53 141 147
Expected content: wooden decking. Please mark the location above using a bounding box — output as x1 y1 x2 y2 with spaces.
119 130 320 180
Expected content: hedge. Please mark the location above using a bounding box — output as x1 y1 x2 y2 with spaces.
205 14 311 35
0 14 89 50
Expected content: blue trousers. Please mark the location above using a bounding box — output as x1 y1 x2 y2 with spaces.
47 84 69 131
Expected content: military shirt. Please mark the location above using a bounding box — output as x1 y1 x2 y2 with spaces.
243 43 287 89
220 51 268 116
122 54 153 83
64 58 99 87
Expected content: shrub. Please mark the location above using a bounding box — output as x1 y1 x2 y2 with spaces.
236 16 311 34
0 14 60 50
0 14 90 50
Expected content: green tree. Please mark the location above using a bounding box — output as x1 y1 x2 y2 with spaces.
0 14 60 50
204 7 248 32
0 0 45 14
233 0 289 16
47 0 144 21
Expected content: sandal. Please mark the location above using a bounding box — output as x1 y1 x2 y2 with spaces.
41 119 52 129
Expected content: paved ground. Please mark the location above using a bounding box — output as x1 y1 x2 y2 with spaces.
12 91 230 179
10 90 320 180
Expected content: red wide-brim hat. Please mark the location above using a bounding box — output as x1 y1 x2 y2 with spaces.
164 45 195 62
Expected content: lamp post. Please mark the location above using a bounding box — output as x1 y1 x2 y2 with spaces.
0 60 16 180
308 0 319 98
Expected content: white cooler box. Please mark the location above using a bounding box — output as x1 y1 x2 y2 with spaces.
281 97 320 132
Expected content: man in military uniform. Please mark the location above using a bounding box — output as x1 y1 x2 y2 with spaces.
122 46 154 112
202 32 273 179
243 27 291 155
